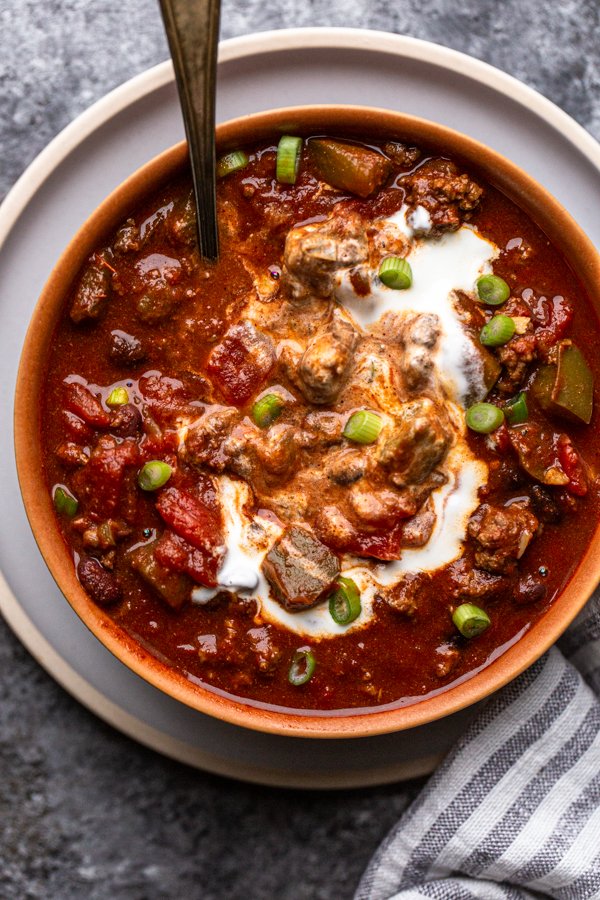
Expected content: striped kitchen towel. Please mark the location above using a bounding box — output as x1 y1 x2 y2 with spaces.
356 590 600 900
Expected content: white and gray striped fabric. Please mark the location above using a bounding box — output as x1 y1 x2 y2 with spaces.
356 590 600 900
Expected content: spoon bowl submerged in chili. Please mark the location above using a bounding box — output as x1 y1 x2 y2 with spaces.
15 107 600 737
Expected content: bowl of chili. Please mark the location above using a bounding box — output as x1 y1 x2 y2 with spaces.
14 106 600 737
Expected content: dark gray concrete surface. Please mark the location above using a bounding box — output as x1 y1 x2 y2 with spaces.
1 1 599 898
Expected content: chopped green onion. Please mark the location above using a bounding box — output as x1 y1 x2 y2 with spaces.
476 274 510 306
452 603 491 638
379 256 413 290
343 410 383 444
138 460 172 491
504 391 529 425
329 576 361 625
106 386 129 407
276 135 302 184
480 314 516 347
288 647 316 686
466 402 505 434
216 150 249 178
53 485 78 517
252 393 284 428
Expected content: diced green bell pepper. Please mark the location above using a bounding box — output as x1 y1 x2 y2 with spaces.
531 340 593 425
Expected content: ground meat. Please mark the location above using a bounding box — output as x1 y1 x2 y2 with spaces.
403 160 483 233
282 207 368 300
262 525 340 611
297 312 357 404
468 502 539 574
378 399 451 485
383 141 421 169
496 333 538 394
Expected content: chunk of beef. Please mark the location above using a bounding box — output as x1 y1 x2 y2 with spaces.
378 399 451 485
113 219 141 254
129 541 192 609
496 333 537 394
326 448 367 485
262 525 340 611
282 208 368 300
468 502 539 574
254 423 300 477
403 160 483 234
207 322 275 406
530 485 562 524
400 499 436 548
435 644 461 679
297 312 357 404
55 442 89 467
169 192 197 246
301 411 345 447
109 404 143 438
77 556 122 605
183 407 239 471
136 290 177 324
70 257 112 323
400 313 441 390
379 572 430 617
447 557 511 601
108 330 146 367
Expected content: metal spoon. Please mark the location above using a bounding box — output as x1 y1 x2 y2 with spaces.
159 0 221 261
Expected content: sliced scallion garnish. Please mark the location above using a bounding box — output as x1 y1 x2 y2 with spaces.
343 410 383 444
504 392 529 425
288 647 316 686
452 603 491 638
216 150 249 178
251 393 284 428
276 135 302 184
138 460 172 491
379 256 413 290
476 274 510 306
465 402 504 434
480 314 516 347
106 386 129 407
329 576 361 625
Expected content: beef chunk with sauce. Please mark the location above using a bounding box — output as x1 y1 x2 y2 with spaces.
378 399 451 486
468 503 539 575
379 572 430 617
262 525 340 611
183 407 240 471
297 311 357 404
108 330 146 366
129 541 193 610
282 208 368 300
70 256 112 323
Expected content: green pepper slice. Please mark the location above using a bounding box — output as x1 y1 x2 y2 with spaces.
531 341 593 425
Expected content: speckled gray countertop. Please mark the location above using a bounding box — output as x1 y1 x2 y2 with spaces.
1 2 599 898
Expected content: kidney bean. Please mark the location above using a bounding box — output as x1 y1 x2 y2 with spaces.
77 557 122 605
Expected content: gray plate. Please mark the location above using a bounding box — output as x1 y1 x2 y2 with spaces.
1 28 599 789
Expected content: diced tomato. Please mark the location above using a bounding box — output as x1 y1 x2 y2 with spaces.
138 372 195 426
530 294 574 355
557 435 588 497
207 323 274 406
154 530 221 587
76 436 139 517
315 506 404 561
156 483 224 557
64 380 111 428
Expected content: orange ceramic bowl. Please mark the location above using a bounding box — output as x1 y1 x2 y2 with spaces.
14 106 600 738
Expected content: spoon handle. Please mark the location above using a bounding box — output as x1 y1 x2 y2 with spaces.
159 0 221 261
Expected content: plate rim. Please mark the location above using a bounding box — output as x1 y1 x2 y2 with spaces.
2 26 599 786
